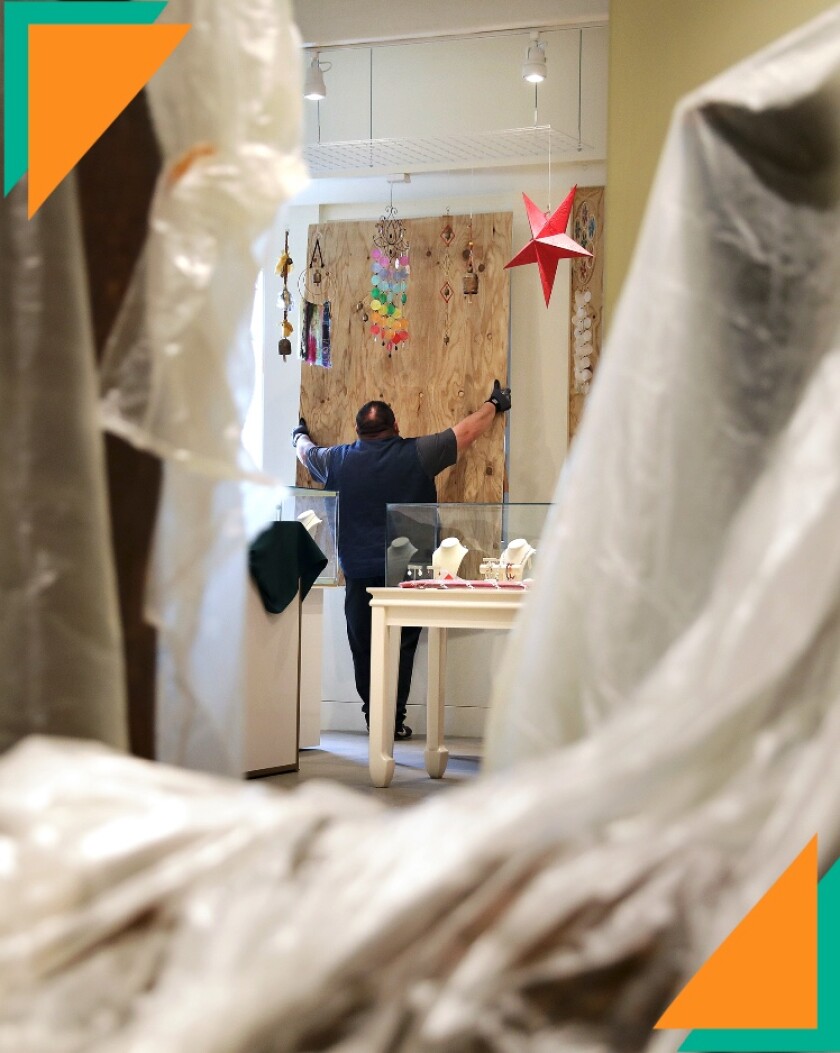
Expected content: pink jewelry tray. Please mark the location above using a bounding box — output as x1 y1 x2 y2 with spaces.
398 578 532 590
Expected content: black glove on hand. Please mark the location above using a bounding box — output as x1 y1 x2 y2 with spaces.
291 418 310 447
485 379 512 414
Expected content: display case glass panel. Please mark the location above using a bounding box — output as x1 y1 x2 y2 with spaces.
277 487 339 585
385 503 550 585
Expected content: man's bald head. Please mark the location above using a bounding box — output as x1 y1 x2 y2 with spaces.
355 401 398 438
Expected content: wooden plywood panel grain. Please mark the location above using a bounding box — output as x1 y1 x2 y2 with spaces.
296 212 512 505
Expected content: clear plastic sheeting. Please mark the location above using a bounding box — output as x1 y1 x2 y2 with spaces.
2 677 840 1052
0 177 127 753
149 470 289 772
0 736 721 1053
485 7 840 772
100 0 307 479
97 0 306 772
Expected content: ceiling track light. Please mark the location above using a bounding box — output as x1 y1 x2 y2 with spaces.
304 49 329 100
522 30 547 84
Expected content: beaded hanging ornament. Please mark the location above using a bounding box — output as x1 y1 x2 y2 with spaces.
274 230 294 361
369 204 409 356
439 211 455 346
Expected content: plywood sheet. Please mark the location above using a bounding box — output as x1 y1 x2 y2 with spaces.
296 212 512 505
568 187 605 442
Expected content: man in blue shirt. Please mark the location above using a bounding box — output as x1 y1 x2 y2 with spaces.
293 380 512 739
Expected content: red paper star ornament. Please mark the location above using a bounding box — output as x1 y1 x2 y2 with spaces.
504 185 592 306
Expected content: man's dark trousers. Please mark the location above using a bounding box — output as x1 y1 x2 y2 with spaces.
344 576 422 727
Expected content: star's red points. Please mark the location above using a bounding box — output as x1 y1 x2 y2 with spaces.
504 185 592 306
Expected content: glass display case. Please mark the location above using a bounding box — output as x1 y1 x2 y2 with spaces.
385 503 550 586
276 487 339 585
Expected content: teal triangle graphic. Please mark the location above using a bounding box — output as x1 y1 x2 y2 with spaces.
3 1 167 195
680 855 840 1051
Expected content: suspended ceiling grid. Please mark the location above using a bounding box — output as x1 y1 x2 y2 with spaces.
302 125 592 178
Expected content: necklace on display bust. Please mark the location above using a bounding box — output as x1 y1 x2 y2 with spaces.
387 536 419 584
500 538 535 580
500 538 535 567
432 537 469 578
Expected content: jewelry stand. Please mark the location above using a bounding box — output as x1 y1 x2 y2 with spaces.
432 537 469 579
386 536 418 584
296 509 322 536
500 538 536 581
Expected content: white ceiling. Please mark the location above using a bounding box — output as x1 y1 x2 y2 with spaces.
293 0 609 48
288 2 609 206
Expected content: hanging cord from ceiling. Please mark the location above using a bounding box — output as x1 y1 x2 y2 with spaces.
577 29 583 152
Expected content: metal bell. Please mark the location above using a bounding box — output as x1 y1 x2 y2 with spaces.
278 337 292 359
463 270 479 296
312 269 322 285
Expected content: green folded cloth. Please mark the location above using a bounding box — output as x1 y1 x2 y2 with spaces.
248 522 328 614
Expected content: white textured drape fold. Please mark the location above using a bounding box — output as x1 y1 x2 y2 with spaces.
485 8 840 771
99 0 306 773
1 173 127 752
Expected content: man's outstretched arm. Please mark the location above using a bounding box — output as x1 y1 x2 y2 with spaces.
292 418 315 467
452 379 512 454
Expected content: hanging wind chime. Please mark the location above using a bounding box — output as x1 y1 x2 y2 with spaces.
369 195 409 356
275 231 294 361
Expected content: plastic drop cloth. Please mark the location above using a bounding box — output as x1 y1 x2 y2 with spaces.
485 6 840 772
98 0 307 772
0 173 127 752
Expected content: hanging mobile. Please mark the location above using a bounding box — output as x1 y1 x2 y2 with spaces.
299 231 332 368
275 230 294 360
368 186 410 356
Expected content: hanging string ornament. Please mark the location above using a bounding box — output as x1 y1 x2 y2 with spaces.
275 230 294 361
298 233 331 304
299 233 332 368
369 204 409 356
462 214 480 299
439 210 455 347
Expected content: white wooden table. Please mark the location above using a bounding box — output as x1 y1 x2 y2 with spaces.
366 587 528 787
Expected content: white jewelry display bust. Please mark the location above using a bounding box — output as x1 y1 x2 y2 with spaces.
386 536 418 583
500 538 535 580
432 537 469 578
297 510 322 535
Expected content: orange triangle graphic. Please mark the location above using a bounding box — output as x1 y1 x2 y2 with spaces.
656 837 817 1030
28 23 190 217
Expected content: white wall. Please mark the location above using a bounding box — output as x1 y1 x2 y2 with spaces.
261 20 608 734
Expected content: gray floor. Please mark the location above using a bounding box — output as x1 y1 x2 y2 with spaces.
264 731 483 807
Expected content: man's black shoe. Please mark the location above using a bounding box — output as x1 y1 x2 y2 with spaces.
364 718 413 741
